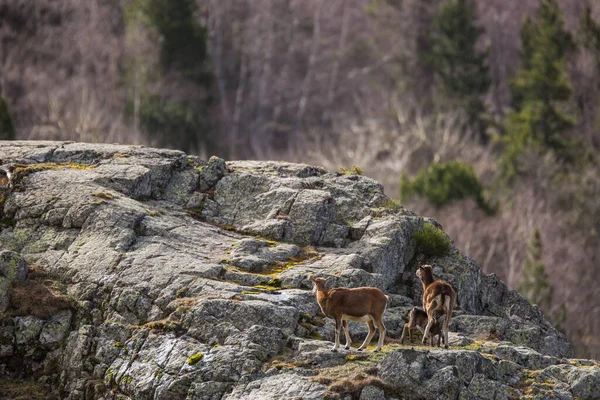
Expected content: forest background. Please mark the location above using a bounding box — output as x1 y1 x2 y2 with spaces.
1 0 600 358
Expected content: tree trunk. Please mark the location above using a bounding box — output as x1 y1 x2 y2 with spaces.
293 0 324 155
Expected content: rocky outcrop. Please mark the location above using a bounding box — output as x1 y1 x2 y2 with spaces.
0 141 590 400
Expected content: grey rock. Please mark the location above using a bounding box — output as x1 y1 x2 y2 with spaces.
451 314 571 358
462 373 508 400
0 250 28 281
223 371 327 400
39 310 72 348
0 321 14 357
569 367 600 400
293 339 347 368
378 349 498 399
188 381 234 400
359 385 386 400
183 299 298 344
198 156 227 191
543 364 600 400
163 169 198 205
0 250 27 312
491 345 558 370
224 325 285 359
350 215 422 289
228 238 299 273
15 316 44 345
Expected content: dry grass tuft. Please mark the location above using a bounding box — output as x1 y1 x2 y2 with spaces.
0 379 52 400
290 246 322 263
145 318 181 333
339 165 363 176
311 351 388 399
7 266 74 319
171 297 197 309
328 375 384 396
92 190 118 200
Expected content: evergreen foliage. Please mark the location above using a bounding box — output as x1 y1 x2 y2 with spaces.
400 161 495 215
518 229 565 331
0 95 15 140
518 229 552 311
427 0 490 142
502 0 576 177
141 0 212 84
578 7 600 67
412 222 452 257
129 95 211 153
124 0 213 152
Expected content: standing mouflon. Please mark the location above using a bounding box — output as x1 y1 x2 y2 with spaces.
310 276 389 352
416 264 456 349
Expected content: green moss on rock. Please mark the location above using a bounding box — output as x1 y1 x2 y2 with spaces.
187 352 204 365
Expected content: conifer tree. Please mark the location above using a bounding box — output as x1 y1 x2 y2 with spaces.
576 7 600 149
428 0 490 142
124 0 213 153
0 95 15 140
142 0 212 85
503 0 575 176
518 228 565 331
518 229 552 312
579 6 600 67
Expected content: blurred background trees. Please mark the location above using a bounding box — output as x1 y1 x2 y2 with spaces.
0 95 15 140
1 0 600 358
124 0 213 153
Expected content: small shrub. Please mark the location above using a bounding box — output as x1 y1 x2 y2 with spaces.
339 165 363 175
308 331 323 340
373 198 402 210
400 161 495 215
7 266 75 318
413 222 451 257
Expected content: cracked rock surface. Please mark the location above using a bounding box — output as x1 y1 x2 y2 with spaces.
0 141 593 400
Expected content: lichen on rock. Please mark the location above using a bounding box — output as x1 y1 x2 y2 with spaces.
0 250 27 312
